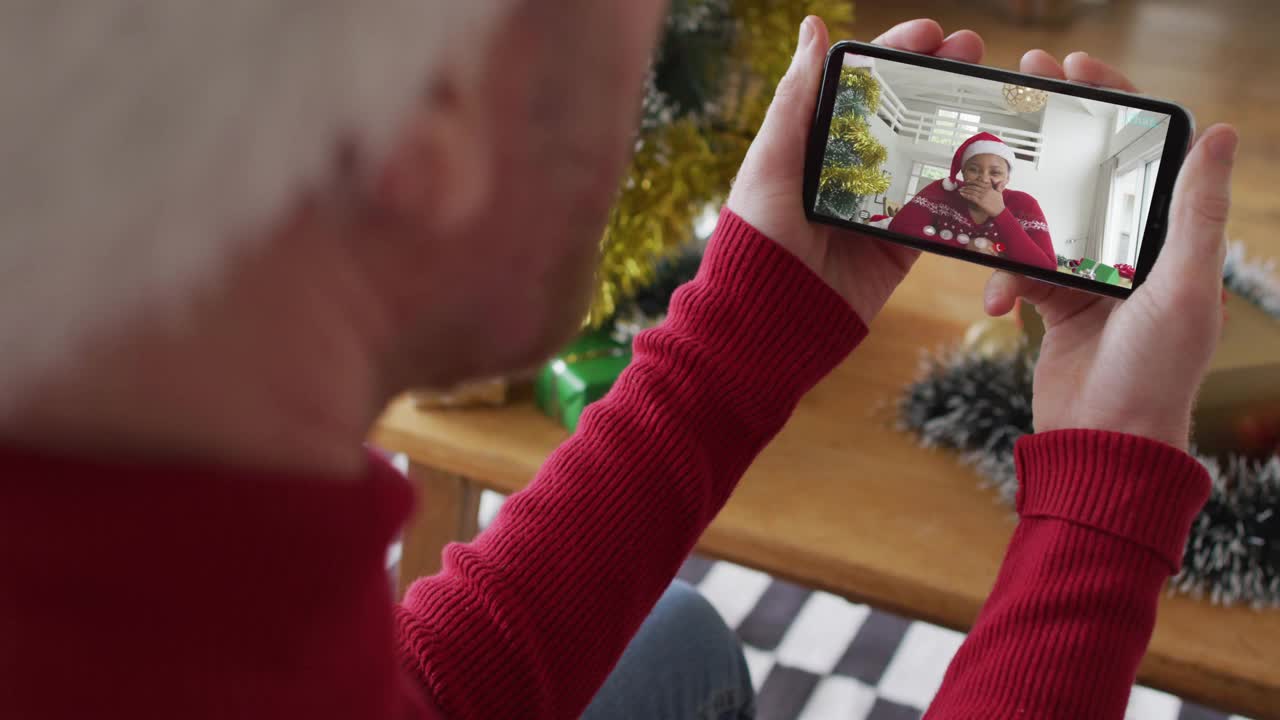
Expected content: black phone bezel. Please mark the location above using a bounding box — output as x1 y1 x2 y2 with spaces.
803 40 1196 300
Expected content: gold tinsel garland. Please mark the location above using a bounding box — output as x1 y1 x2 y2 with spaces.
587 0 855 327
818 163 889 197
817 67 889 201
838 66 882 114
828 114 887 165
594 119 744 322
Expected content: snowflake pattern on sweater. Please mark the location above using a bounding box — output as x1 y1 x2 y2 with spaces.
888 179 1057 270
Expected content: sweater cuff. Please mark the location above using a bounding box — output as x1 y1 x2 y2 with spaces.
658 207 867 401
1014 430 1210 572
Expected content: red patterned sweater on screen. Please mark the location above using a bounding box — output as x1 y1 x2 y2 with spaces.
0 209 1206 720
888 179 1058 271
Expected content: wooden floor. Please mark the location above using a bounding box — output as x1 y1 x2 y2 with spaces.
854 0 1280 262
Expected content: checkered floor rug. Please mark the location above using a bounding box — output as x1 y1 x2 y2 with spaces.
390 475 1252 720
674 553 1250 720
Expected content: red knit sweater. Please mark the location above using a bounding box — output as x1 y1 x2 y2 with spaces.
888 179 1058 271
0 210 1207 720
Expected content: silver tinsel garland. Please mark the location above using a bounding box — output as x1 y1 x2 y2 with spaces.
900 244 1280 608
1225 242 1280 317
638 0 731 131
1179 454 1280 606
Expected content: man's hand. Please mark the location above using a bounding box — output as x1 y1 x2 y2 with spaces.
984 50 1238 450
958 181 1006 218
727 18 985 323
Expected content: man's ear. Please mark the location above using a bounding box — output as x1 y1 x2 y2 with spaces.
375 73 494 232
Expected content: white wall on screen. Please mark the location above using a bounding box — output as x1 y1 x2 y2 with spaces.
1011 95 1115 254
851 74 1118 256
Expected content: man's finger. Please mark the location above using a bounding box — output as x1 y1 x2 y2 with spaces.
744 16 830 178
1151 123 1238 290
1020 49 1066 80
873 20 983 63
1062 52 1140 93
768 16 828 116
934 30 985 64
984 272 1036 316
984 270 1102 327
872 19 945 53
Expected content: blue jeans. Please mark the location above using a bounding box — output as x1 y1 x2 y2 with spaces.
581 580 756 720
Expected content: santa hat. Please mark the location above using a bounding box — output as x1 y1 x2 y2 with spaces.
0 1 514 410
941 132 1017 191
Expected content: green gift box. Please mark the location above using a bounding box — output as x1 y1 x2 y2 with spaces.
1076 258 1120 286
535 332 633 432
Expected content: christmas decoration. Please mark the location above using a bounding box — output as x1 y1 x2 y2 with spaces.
1071 257 1120 285
1235 412 1280 456
899 246 1280 607
1193 290 1280 455
535 332 633 432
898 348 1033 507
898 347 1280 608
604 245 705 344
1225 242 1280 319
1177 454 1280 606
608 307 667 346
1115 263 1136 280
814 62 890 218
961 317 1024 359
589 0 855 327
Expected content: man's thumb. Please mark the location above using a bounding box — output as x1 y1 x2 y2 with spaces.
1152 124 1238 289
758 17 827 150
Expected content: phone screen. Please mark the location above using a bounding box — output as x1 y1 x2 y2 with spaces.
812 50 1177 291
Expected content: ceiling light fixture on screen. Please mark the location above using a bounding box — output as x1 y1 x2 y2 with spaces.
1002 84 1049 113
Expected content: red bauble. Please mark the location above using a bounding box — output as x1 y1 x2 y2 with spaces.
1236 411 1280 455
1116 263 1135 280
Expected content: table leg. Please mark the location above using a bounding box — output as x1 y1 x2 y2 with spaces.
397 463 482 597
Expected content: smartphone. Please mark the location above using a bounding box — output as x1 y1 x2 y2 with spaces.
803 41 1195 297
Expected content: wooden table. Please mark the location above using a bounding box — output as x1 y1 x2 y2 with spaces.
374 253 1280 720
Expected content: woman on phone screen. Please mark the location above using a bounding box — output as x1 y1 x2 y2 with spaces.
887 131 1057 270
